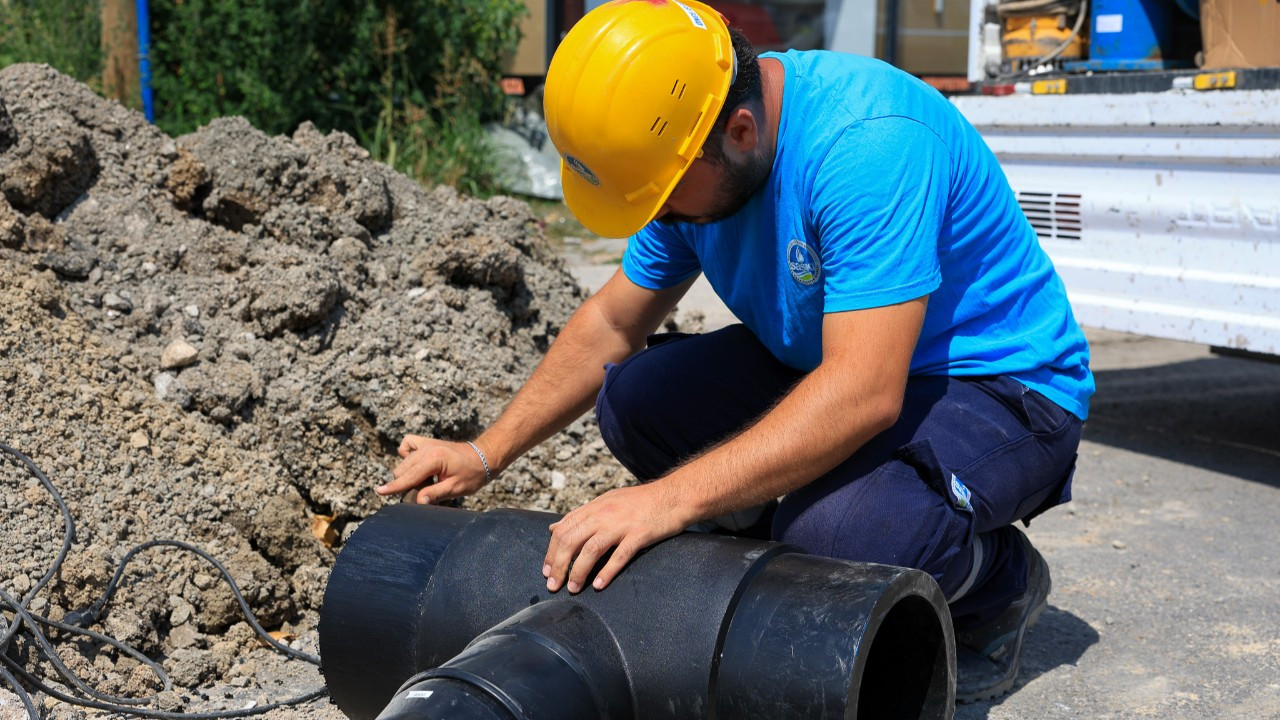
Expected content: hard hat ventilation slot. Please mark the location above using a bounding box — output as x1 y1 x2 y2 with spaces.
651 117 669 137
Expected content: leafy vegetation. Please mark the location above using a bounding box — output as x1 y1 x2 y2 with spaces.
0 0 527 194
0 0 103 84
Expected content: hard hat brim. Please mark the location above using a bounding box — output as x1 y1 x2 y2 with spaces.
560 159 681 239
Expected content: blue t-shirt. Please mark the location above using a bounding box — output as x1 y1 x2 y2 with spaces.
622 50 1094 419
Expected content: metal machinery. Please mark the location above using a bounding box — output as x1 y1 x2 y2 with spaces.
957 0 1280 357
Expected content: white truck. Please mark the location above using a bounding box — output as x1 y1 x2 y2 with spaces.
950 0 1280 357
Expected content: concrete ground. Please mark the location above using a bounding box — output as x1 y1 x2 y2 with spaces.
565 237 1280 719
970 330 1280 719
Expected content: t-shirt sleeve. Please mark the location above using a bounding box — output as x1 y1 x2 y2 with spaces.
811 116 950 313
621 223 702 290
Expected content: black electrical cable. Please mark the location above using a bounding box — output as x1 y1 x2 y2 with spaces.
0 663 39 720
0 441 329 719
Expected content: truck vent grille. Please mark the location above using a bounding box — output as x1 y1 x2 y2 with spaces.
1017 191 1082 241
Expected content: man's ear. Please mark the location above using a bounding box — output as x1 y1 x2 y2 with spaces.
724 106 759 155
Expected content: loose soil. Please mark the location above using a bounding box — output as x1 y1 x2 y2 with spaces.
0 64 637 719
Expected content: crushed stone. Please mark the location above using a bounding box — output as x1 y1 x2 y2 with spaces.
0 64 640 718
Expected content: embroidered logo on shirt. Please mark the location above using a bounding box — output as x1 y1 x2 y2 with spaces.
786 239 821 286
950 473 973 512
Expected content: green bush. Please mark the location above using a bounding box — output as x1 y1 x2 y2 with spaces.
0 0 103 83
147 0 313 137
0 0 527 195
333 1 526 197
148 0 526 193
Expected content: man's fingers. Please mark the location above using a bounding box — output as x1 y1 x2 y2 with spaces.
380 452 441 495
397 436 421 458
546 516 627 594
377 473 424 496
592 539 640 591
392 453 421 481
415 478 464 505
540 486 680 594
544 517 587 592
566 534 618 593
398 435 446 459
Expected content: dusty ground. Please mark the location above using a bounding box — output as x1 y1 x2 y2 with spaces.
0 64 637 720
952 332 1280 720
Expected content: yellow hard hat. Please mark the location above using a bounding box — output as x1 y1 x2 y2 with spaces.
544 0 735 238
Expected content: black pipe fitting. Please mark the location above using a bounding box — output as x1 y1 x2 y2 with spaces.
380 600 630 720
319 504 955 720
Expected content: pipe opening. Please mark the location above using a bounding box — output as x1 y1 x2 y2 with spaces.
857 595 951 720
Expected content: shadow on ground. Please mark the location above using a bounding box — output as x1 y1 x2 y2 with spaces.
954 607 1099 719
1083 354 1280 489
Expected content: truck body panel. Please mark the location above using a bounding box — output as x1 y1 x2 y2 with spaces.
952 88 1280 355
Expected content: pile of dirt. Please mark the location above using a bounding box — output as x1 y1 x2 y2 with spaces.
0 64 631 717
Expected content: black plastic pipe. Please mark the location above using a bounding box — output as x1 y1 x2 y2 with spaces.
319 504 955 720
379 600 630 720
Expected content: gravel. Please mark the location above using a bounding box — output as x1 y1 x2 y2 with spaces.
0 63 635 719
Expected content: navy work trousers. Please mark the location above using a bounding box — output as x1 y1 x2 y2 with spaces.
594 325 1082 624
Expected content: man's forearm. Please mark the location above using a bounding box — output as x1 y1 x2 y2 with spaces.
656 298 927 526
475 272 693 474
477 296 637 472
659 357 901 525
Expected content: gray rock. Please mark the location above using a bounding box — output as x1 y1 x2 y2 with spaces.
154 371 177 399
168 623 202 650
102 291 133 313
37 249 96 279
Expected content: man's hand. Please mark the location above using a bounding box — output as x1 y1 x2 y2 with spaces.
377 436 489 504
543 482 692 594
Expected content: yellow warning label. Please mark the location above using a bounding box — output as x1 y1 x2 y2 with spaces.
1193 71 1237 90
1032 79 1068 95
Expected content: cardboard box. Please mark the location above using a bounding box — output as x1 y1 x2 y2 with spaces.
505 0 550 77
1200 0 1280 69
877 0 972 76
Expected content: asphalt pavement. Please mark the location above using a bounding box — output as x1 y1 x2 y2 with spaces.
567 247 1280 719
961 329 1280 719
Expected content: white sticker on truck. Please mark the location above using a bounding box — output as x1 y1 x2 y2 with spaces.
1096 14 1124 33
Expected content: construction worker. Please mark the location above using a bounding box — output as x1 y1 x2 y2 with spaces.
378 0 1093 704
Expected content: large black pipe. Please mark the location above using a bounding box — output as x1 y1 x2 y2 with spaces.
319 504 955 720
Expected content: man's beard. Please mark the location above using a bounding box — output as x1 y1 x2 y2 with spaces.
657 151 772 227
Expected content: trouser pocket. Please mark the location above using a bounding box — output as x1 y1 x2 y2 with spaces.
897 439 977 515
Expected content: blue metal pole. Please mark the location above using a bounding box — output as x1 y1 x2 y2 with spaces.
136 0 154 123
